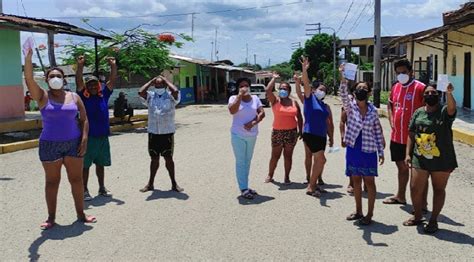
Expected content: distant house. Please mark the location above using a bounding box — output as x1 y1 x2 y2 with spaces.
0 14 109 119
386 2 473 110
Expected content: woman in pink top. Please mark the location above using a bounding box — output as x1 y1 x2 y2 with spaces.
264 72 303 184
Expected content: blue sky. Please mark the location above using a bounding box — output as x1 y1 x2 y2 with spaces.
3 0 469 66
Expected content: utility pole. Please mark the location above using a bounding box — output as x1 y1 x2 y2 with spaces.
305 23 321 35
214 27 218 61
211 41 214 62
291 42 301 50
254 54 256 67
268 58 271 68
373 0 382 108
0 0 3 13
246 43 249 65
191 13 195 39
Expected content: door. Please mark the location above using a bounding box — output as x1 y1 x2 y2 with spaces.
464 52 471 109
193 75 198 103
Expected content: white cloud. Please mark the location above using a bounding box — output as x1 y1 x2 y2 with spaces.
254 33 272 40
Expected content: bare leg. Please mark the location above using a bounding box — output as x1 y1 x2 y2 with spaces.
429 171 451 223
352 175 363 215
42 160 63 223
164 156 183 192
96 165 105 191
63 157 88 219
304 144 312 183
82 167 90 192
282 145 295 183
140 156 159 192
362 176 376 219
409 168 429 221
266 145 283 182
394 160 409 202
307 151 326 192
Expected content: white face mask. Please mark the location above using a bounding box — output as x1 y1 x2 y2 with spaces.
315 90 326 100
156 88 166 95
48 77 63 90
397 73 410 85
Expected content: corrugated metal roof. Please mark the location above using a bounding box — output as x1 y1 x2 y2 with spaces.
0 14 110 39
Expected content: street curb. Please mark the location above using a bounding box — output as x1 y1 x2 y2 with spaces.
452 128 474 146
0 120 148 154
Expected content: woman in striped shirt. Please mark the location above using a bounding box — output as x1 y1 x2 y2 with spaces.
339 64 385 225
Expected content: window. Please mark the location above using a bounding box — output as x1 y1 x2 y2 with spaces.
185 76 190 88
359 46 367 56
368 45 374 58
206 76 210 87
452 55 457 76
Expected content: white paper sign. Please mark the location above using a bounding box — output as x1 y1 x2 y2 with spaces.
344 63 358 81
437 74 449 92
22 37 34 56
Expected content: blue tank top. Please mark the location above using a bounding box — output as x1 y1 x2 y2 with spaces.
303 94 329 137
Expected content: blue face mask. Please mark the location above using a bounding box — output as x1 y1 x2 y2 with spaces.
279 89 289 98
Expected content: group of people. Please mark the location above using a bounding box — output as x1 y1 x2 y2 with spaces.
24 43 457 234
228 57 457 233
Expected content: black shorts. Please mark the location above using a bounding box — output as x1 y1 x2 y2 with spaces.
302 133 327 153
148 133 174 157
390 141 406 162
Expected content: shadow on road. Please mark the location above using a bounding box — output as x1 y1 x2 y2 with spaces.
237 194 275 205
85 196 125 210
271 181 307 191
355 221 398 247
0 177 14 181
361 191 393 200
416 225 474 245
146 189 189 201
28 222 93 261
319 191 345 207
319 183 343 189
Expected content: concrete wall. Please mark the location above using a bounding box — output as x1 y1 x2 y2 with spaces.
176 61 197 104
0 29 24 119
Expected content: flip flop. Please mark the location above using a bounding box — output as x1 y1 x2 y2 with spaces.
40 220 55 230
306 190 321 198
358 216 372 226
347 186 354 194
264 177 274 183
383 197 407 205
424 221 438 234
139 185 154 193
78 215 97 223
403 218 424 226
346 212 364 221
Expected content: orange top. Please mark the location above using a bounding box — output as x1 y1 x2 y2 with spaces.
272 100 298 130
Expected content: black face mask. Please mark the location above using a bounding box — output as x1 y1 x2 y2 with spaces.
424 94 439 106
355 89 368 101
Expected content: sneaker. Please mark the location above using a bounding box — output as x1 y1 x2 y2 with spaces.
84 191 93 201
98 188 112 197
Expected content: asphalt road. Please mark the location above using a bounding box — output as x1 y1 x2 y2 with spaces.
1 96 473 261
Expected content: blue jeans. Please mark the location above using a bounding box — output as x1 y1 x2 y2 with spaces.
231 133 257 191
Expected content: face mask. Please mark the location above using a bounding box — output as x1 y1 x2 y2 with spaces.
397 73 410 85
424 94 439 106
241 87 250 96
279 89 289 98
315 90 326 100
48 77 63 90
99 75 106 82
156 88 166 95
355 89 368 101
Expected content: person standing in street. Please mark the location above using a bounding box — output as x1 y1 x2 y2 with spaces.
299 57 334 197
294 74 333 185
384 59 427 209
76 55 117 201
138 76 183 193
228 77 265 199
264 72 303 184
403 83 458 234
339 64 385 225
24 48 96 230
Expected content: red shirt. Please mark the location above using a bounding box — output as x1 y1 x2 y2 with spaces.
389 80 425 144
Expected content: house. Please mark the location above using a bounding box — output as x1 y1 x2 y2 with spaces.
385 2 473 110
0 14 109 119
339 36 400 64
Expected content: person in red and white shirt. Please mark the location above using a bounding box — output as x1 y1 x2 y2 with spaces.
384 59 426 207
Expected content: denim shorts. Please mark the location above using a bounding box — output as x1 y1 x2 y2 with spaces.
39 138 81 162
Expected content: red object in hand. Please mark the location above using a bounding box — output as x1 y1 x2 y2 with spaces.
158 34 175 43
38 44 47 50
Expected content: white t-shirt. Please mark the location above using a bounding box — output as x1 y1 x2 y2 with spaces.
146 90 180 135
228 95 262 137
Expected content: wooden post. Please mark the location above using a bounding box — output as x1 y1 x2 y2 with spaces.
443 33 448 74
410 39 415 64
47 31 56 67
94 38 99 76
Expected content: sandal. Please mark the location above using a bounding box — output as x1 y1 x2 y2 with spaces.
40 220 55 230
424 221 439 234
78 215 97 223
347 186 354 194
346 212 364 221
403 217 424 226
241 189 254 199
264 176 274 183
383 197 407 205
139 185 154 193
358 216 372 226
306 190 321 198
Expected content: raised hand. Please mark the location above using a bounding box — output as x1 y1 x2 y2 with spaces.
106 57 116 66
77 55 85 66
272 72 280 79
447 83 454 93
299 56 310 71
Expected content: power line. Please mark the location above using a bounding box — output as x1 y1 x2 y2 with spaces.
344 0 372 38
42 1 311 20
336 0 354 34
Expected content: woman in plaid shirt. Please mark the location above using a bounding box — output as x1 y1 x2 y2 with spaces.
339 64 385 226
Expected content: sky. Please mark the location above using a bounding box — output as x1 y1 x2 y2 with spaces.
3 0 470 66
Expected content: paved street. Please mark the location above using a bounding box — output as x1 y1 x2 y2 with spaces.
1 96 473 261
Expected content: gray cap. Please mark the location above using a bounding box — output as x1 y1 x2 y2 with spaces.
85 75 99 84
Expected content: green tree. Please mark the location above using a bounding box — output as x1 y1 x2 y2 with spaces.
237 62 262 71
61 27 191 80
266 62 293 80
289 47 304 72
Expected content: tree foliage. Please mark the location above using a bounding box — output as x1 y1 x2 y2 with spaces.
237 62 262 71
265 62 293 80
61 27 191 80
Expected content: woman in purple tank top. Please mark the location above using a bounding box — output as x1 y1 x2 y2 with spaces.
24 48 96 230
